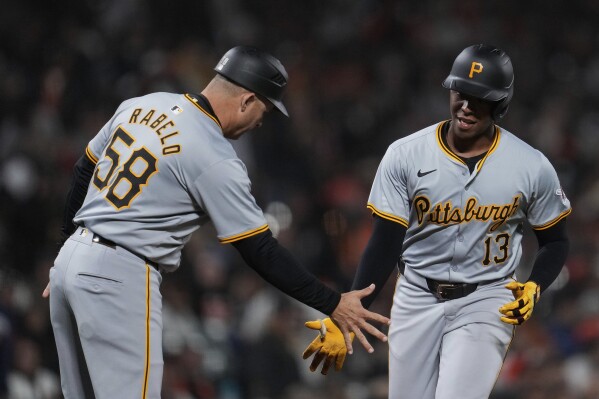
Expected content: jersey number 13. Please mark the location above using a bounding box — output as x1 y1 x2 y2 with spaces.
482 233 510 266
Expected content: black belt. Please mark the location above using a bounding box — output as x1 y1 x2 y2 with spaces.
91 233 160 271
426 278 478 301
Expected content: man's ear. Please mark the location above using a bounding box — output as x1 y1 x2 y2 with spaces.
240 92 257 112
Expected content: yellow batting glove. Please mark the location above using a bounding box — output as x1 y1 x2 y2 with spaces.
302 318 354 375
499 281 540 325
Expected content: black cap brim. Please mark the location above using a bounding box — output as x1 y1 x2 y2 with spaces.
442 77 508 102
268 98 289 117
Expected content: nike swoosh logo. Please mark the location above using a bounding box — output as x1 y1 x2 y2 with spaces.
417 169 437 177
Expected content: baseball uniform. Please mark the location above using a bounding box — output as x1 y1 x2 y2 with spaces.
366 120 571 398
50 92 271 398
301 43 569 397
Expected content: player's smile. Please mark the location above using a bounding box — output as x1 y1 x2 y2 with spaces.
456 116 476 130
449 90 494 137
453 113 484 135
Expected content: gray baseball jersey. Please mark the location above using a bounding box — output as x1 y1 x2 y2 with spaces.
368 120 571 283
368 120 571 399
74 92 268 271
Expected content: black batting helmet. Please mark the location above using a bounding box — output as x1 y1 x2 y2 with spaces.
214 46 289 117
442 44 514 120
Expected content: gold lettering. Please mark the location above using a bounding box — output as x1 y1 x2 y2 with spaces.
464 197 478 222
430 204 443 223
160 132 179 146
489 206 501 221
469 62 484 78
140 110 155 125
129 108 142 123
490 206 508 231
156 121 175 135
163 145 181 155
442 202 453 223
413 195 522 232
498 206 510 220
126 108 181 157
510 196 520 217
414 196 431 225
150 114 167 129
449 208 462 223
479 206 493 220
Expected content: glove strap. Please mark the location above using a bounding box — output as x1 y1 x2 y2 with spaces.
319 319 327 340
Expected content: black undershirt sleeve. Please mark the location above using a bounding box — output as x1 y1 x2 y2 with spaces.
528 218 570 294
232 230 341 315
351 215 407 308
61 154 95 240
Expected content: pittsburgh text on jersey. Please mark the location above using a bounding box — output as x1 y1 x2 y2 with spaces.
414 195 521 232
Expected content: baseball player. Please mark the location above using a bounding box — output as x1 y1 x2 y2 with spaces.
302 44 571 398
44 46 390 399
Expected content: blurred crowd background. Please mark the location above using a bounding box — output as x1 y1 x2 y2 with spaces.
1 0 599 398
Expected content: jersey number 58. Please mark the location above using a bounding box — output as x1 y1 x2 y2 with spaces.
92 127 158 210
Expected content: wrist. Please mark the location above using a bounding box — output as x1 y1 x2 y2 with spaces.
325 291 342 316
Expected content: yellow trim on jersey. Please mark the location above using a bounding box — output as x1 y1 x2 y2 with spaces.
436 121 501 171
85 146 98 164
184 94 222 129
532 208 572 230
219 224 270 244
475 125 501 172
142 266 151 399
436 121 465 165
367 203 409 228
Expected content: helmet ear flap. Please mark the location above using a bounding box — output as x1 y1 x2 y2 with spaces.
493 99 509 120
492 85 514 120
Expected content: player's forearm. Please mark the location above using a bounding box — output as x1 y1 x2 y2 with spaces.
527 238 569 293
61 154 95 239
529 219 570 293
351 215 406 308
232 231 341 314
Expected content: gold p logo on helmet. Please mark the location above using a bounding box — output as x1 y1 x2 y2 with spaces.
469 62 484 78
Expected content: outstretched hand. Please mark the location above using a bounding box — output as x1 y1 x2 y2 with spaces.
330 283 390 355
302 318 354 374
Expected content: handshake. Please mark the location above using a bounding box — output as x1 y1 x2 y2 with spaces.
302 317 356 375
300 284 390 375
302 281 541 375
302 317 357 375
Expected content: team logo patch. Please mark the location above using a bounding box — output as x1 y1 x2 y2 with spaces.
555 187 568 205
170 105 183 115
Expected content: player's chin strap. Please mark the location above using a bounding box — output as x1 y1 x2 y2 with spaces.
318 319 327 341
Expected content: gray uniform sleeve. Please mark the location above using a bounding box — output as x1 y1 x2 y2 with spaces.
527 155 571 230
367 146 410 227
191 158 268 243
